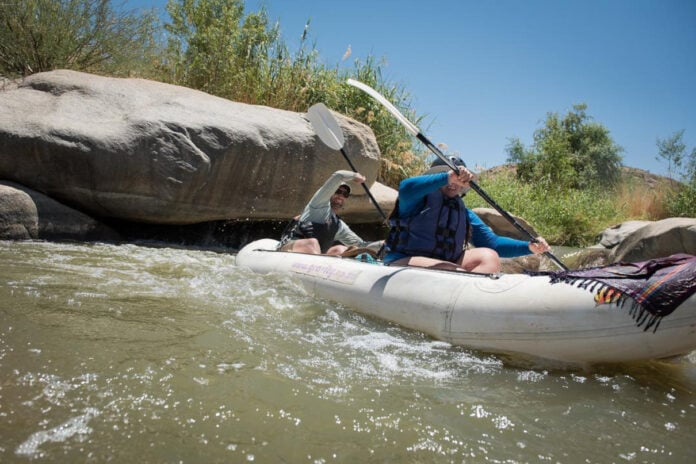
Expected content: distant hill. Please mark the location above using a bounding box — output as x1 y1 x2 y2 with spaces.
479 164 680 189
618 166 682 189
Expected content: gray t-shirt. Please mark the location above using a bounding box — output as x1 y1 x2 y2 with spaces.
298 170 367 247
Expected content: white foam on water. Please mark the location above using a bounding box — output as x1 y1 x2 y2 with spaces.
336 330 501 381
15 408 100 458
516 370 547 383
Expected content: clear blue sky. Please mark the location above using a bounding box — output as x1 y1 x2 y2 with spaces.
129 0 696 176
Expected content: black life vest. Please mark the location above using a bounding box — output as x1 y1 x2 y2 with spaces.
386 191 469 262
279 212 341 253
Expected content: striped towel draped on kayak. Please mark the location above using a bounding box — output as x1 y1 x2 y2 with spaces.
531 254 696 332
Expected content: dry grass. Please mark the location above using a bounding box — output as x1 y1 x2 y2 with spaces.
468 166 685 246
614 168 683 220
613 182 668 219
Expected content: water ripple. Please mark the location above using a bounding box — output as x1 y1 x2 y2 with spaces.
1 241 694 463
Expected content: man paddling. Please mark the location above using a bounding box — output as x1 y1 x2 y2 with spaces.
384 157 551 273
278 170 372 255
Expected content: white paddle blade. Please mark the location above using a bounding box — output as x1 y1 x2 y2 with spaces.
307 103 345 151
346 79 420 136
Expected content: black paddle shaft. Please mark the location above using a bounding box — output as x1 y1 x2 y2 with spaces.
339 147 388 221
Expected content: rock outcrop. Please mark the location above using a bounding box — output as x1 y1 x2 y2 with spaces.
473 207 538 240
610 218 696 262
0 70 393 227
0 181 120 241
598 220 652 249
0 182 38 239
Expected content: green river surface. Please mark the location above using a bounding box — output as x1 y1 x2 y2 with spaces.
1 240 695 463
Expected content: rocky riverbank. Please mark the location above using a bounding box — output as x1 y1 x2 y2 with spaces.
1 70 694 268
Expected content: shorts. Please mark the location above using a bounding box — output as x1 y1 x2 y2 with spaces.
277 239 299 252
383 252 408 265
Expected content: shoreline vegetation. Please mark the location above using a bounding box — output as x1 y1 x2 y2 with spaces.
469 165 687 246
1 0 694 247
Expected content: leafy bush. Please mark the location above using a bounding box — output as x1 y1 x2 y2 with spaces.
465 169 636 246
0 0 160 78
665 183 696 217
159 0 428 187
335 56 428 187
506 104 623 190
654 130 696 217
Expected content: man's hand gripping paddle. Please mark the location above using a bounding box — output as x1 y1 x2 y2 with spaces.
307 102 387 221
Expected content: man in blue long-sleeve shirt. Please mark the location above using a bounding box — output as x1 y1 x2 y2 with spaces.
384 157 550 273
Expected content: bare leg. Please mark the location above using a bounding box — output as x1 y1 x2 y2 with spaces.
458 248 501 273
389 248 501 274
388 256 465 271
325 244 348 256
281 238 321 254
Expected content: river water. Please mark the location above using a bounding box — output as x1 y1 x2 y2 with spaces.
1 240 695 463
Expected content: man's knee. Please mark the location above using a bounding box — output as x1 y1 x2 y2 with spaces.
477 248 501 272
282 238 321 254
462 248 501 273
326 244 347 256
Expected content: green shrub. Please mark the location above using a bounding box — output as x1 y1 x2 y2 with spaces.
465 170 626 246
507 104 623 190
665 183 696 217
0 0 160 78
159 0 428 188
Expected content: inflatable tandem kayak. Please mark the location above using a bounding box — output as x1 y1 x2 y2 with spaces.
237 239 696 365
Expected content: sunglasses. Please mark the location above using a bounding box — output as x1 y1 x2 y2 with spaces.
334 188 350 198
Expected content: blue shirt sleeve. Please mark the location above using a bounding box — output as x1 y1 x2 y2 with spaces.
468 210 531 258
397 172 450 217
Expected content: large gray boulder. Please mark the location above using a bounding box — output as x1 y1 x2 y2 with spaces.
0 70 391 225
472 207 538 240
611 218 696 262
0 182 38 239
0 181 120 241
598 220 652 248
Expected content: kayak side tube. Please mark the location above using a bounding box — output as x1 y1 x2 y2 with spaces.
237 239 696 364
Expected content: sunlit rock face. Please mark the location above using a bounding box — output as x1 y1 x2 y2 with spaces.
0 70 391 225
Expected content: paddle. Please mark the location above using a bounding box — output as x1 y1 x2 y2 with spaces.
307 102 388 220
346 78 569 271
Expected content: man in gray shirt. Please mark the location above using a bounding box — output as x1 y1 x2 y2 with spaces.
278 170 370 255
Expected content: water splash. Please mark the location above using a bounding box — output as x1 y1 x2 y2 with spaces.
15 408 100 458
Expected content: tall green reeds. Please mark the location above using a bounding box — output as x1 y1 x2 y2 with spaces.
0 0 160 78
158 0 428 187
465 168 690 247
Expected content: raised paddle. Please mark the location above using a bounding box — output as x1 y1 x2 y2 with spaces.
346 79 568 271
307 102 388 220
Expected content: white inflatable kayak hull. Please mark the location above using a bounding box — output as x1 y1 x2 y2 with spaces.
237 239 696 365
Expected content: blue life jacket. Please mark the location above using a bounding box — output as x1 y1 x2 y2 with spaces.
386 191 469 262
